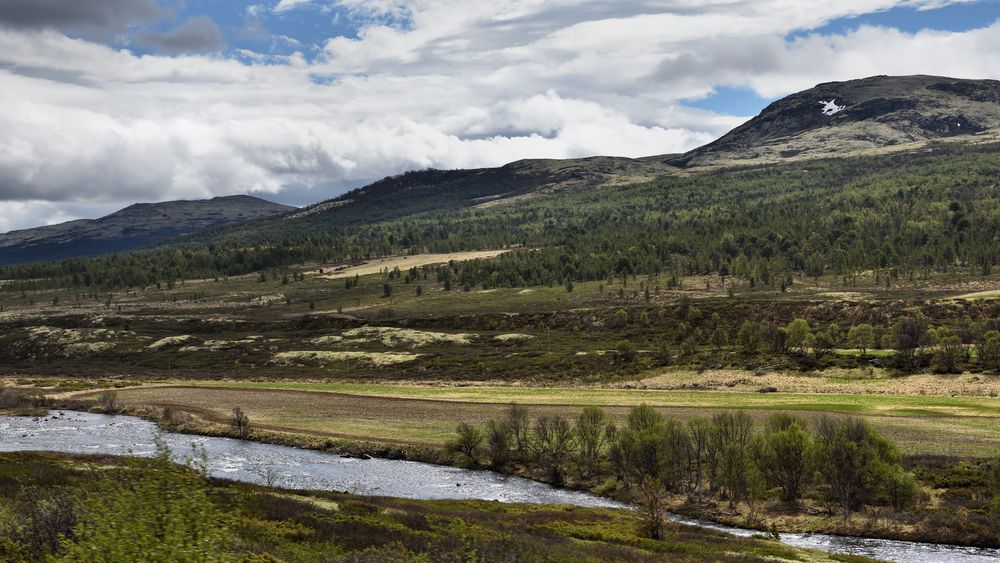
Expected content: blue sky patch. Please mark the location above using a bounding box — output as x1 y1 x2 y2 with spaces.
792 0 1000 38
683 86 778 117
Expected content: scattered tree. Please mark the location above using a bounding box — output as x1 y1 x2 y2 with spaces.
738 321 762 355
848 324 875 358
231 406 251 439
447 423 484 467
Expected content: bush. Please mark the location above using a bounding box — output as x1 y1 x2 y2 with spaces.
610 309 629 329
447 423 484 467
231 406 251 439
812 417 902 516
979 332 1000 372
738 321 762 355
58 440 227 561
884 468 920 513
932 330 964 373
614 340 636 364
758 415 812 503
992 457 1000 498
785 318 814 354
532 416 576 483
848 324 875 357
484 419 512 470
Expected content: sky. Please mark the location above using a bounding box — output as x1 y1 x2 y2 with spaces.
2 0 1000 232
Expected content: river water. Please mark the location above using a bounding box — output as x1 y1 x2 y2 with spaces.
1 411 998 563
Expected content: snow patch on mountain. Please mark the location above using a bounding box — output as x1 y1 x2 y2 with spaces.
819 99 846 116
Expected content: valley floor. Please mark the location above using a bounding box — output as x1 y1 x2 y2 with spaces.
6 374 991 550
57 378 1000 458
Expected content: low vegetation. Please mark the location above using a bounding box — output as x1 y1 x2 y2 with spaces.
445 405 1000 547
0 451 866 562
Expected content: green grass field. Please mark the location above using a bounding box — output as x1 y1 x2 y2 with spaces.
97 382 1000 458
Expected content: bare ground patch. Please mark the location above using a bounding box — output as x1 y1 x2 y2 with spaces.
316 250 511 280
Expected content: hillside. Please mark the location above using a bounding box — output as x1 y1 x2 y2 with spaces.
223 75 1000 231
3 75 1000 283
280 155 675 228
4 75 998 267
0 195 295 265
669 75 1000 167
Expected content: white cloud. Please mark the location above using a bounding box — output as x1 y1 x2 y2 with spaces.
0 0 998 230
274 0 317 13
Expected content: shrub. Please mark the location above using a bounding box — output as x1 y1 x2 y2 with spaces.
932 335 964 373
576 407 610 478
505 403 532 463
848 324 875 358
979 331 1000 372
532 416 576 483
610 309 629 329
58 440 227 561
614 340 636 364
447 423 484 467
758 415 812 503
231 406 252 439
97 391 119 411
785 318 814 354
884 468 920 513
890 317 929 371
812 417 902 517
484 419 512 470
738 321 762 355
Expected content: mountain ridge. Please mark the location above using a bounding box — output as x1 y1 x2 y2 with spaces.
284 75 1000 227
0 195 295 265
669 74 1000 167
5 74 1000 264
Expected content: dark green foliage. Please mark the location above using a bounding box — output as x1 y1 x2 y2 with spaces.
758 414 812 503
890 316 929 370
812 417 905 517
576 407 611 478
485 419 513 470
848 324 875 358
885 468 920 513
7 142 1000 293
980 331 1000 372
992 457 1000 497
448 405 925 539
614 339 637 363
738 321 762 355
532 416 576 483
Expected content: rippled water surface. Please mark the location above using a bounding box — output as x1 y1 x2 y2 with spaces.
2 411 999 563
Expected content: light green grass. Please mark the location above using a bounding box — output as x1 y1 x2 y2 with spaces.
193 380 1000 416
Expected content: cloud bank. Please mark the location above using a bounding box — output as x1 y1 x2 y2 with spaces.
0 0 998 231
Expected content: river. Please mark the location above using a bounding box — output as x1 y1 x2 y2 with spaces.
2 411 998 563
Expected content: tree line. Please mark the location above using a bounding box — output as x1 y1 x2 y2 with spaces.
446 405 944 539
3 142 1000 292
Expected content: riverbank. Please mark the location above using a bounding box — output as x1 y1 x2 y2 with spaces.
22 397 1000 552
8 410 1000 562
1 450 851 563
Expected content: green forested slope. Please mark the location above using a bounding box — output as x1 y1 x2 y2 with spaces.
2 141 999 292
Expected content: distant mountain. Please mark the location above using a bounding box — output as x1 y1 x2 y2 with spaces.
667 75 1000 167
277 156 676 229
265 75 1000 229
0 195 295 265
7 75 1000 265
